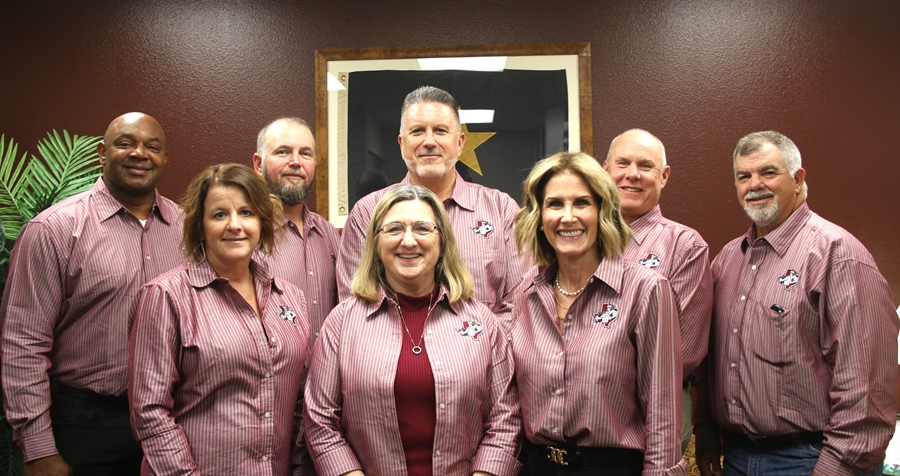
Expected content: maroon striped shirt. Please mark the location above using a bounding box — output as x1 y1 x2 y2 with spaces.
510 257 687 475
260 205 340 349
623 204 712 378
335 172 529 321
128 259 310 475
0 178 183 462
698 202 898 475
303 285 522 476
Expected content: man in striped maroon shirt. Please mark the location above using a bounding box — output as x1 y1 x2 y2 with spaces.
252 117 340 350
0 113 183 476
604 128 713 453
336 86 528 323
694 131 897 476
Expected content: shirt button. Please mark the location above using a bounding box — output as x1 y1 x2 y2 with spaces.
261 455 268 462
439 402 446 409
435 450 441 456
308 270 314 276
552 427 559 434
740 295 746 301
733 328 739 334
435 361 441 366
315 331 319 337
730 398 737 405
554 388 562 395
312 299 317 305
146 255 151 260
730 362 736 368
265 372 271 378
264 411 271 417
751 265 757 270
427 329 433 335
557 351 564 357
270 337 276 342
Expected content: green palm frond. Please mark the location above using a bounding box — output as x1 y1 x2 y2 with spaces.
0 135 29 241
20 130 101 219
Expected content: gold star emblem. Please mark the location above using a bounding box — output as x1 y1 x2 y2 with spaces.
458 123 495 176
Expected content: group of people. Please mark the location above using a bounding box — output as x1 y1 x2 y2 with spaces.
0 85 896 476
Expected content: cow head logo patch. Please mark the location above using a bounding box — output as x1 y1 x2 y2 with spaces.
777 269 800 290
639 253 661 270
471 220 494 238
277 305 297 323
593 303 619 329
457 320 484 340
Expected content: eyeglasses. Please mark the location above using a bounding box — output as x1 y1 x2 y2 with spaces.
377 221 440 237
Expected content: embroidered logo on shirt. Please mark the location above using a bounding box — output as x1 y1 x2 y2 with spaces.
638 253 661 270
456 320 484 340
777 269 800 290
471 220 494 238
593 303 619 329
277 305 297 323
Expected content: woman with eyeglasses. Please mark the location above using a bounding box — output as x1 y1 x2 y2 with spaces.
303 184 521 476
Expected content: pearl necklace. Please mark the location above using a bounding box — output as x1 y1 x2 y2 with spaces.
555 273 589 296
394 290 438 355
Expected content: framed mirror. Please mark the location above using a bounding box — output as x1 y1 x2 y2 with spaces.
314 42 592 228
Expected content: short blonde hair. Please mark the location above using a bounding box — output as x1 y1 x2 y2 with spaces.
181 163 284 264
515 152 631 267
351 184 473 303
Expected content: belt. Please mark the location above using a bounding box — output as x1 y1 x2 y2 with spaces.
521 439 643 470
726 430 824 449
50 380 129 408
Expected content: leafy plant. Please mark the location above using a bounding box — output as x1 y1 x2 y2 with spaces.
0 130 102 476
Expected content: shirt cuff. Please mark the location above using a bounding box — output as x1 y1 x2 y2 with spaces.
642 457 688 476
15 429 59 463
472 445 522 476
812 447 869 476
309 445 362 476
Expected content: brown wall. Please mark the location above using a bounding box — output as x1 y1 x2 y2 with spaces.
2 0 898 303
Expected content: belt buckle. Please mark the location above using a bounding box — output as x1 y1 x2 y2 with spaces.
546 446 569 466
747 434 768 445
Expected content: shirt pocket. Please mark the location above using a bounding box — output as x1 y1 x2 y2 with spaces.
747 300 792 366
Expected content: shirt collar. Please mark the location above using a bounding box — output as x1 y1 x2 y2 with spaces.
186 257 280 293
283 204 314 237
626 204 663 246
366 283 457 318
92 177 176 224
401 171 474 212
536 255 626 296
741 201 811 256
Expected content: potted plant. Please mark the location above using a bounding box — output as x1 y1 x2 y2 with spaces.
0 130 102 475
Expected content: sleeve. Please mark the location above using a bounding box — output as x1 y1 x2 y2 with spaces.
813 258 898 476
635 278 688 476
493 197 530 325
127 282 200 476
669 236 713 379
302 308 363 476
335 202 369 303
471 320 523 476
690 357 722 453
0 221 66 461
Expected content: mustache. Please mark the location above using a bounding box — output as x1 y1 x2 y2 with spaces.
744 190 775 201
280 167 307 179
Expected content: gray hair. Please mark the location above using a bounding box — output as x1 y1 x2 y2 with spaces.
399 86 460 132
733 131 808 195
256 117 313 156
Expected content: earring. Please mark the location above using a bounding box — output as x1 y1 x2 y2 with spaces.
540 225 544 230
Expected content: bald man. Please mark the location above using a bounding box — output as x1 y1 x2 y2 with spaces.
1 113 183 475
604 129 713 452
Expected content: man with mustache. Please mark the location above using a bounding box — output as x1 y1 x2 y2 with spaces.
1 112 183 475
335 86 528 323
603 129 713 453
253 117 340 351
693 131 897 476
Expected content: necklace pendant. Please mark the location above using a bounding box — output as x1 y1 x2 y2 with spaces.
411 345 423 355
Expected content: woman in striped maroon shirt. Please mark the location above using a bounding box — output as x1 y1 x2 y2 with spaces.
510 152 686 476
128 164 311 475
303 184 521 476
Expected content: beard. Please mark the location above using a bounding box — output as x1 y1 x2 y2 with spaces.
262 162 312 206
742 190 778 228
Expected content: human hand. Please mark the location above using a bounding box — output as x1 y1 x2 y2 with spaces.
340 471 364 476
23 455 73 476
472 472 494 476
695 447 722 476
